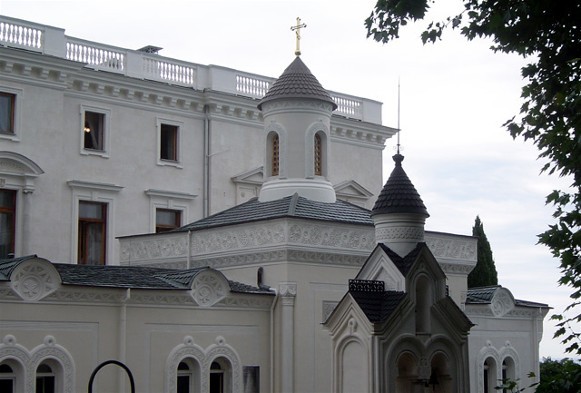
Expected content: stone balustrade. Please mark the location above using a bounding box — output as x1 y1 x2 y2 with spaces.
0 15 382 122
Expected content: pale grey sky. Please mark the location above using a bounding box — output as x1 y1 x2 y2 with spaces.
0 0 576 359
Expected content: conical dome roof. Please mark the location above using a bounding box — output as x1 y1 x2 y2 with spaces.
257 57 337 110
371 154 429 217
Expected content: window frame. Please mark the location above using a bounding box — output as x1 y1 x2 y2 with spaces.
156 118 182 167
80 105 111 157
0 87 22 141
155 208 182 233
77 201 107 265
68 180 122 266
35 363 56 393
0 189 17 259
145 189 194 234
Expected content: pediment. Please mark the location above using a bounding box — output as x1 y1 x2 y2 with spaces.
231 166 264 185
334 180 374 199
355 246 405 292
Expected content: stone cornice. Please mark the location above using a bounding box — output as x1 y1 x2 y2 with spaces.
330 118 395 150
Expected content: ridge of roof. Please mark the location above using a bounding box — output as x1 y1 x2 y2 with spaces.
177 194 374 232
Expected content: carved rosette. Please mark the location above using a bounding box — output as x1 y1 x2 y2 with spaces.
490 289 515 318
191 271 229 307
10 260 61 301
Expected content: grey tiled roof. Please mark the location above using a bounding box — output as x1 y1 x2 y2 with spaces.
257 57 337 110
0 257 273 295
350 290 406 323
372 154 429 217
465 285 499 303
466 285 549 308
0 255 37 280
178 193 373 232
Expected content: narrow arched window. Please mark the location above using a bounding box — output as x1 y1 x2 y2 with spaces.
35 363 55 393
314 133 322 176
271 133 279 176
0 363 15 393
177 361 192 393
210 361 224 393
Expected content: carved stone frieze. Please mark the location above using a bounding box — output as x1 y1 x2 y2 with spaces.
424 235 477 262
120 235 188 262
191 223 286 255
439 263 474 274
279 282 297 298
288 224 374 250
375 227 424 241
287 250 366 266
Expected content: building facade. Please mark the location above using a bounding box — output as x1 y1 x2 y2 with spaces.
0 16 548 393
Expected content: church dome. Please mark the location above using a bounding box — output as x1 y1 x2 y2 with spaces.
257 56 337 111
371 153 429 217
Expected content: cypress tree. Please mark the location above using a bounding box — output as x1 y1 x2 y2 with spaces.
468 216 499 288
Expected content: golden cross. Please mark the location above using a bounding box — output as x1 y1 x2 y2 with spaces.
290 17 307 56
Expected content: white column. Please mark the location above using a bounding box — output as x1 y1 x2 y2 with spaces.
279 282 297 393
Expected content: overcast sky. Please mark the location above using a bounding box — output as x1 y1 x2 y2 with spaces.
1 0 576 360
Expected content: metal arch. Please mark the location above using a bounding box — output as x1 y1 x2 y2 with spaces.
88 359 136 393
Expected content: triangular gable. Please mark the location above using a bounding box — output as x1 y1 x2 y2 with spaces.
334 180 374 200
355 245 406 292
231 166 264 185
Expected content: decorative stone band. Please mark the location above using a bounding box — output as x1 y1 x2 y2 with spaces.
279 282 297 298
375 226 424 243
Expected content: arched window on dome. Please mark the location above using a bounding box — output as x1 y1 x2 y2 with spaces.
314 133 323 176
267 132 280 177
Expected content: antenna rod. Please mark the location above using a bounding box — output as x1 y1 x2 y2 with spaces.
397 78 401 154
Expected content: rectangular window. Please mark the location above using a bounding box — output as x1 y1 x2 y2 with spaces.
83 111 105 151
156 208 181 233
0 93 15 134
78 201 107 265
160 124 179 161
0 190 16 259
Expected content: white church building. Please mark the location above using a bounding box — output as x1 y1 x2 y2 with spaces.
0 16 548 393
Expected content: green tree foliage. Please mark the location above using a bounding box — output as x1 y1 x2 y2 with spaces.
536 358 581 393
365 0 580 355
468 216 498 288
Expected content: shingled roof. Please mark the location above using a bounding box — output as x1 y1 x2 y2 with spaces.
177 193 373 232
348 280 406 323
0 257 273 295
257 56 337 110
371 153 429 217
466 285 549 308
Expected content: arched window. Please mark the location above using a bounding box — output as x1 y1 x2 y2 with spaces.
35 363 55 393
396 352 418 393
0 363 15 393
415 276 432 334
501 358 516 393
483 358 496 393
314 133 322 176
270 133 279 176
176 358 201 393
210 358 232 393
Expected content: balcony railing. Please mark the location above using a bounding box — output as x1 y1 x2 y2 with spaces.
0 15 382 122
